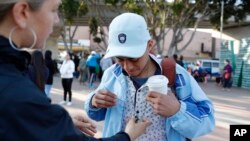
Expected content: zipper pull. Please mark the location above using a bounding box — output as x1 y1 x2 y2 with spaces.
135 111 139 123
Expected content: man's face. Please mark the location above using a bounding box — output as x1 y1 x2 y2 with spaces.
115 50 150 78
114 40 154 77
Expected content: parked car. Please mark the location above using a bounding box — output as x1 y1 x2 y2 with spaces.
196 59 220 78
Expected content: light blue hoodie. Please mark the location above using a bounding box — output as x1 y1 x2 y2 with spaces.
85 55 215 141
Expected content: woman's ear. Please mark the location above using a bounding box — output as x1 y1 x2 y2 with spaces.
11 2 30 29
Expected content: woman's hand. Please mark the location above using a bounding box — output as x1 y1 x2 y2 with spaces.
68 110 97 137
125 117 151 141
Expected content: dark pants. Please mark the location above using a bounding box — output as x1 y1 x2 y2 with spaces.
61 78 73 102
223 78 232 88
88 66 96 83
216 77 221 84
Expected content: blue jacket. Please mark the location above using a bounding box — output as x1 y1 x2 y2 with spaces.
85 55 215 141
86 54 100 67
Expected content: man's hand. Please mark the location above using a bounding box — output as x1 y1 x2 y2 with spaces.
71 114 97 136
146 92 180 117
92 89 117 108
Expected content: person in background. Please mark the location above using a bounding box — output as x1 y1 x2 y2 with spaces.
96 53 102 80
192 62 200 82
173 54 178 62
100 53 113 74
59 52 75 106
28 50 49 93
0 0 151 141
222 59 233 91
44 50 56 97
192 61 207 83
73 54 80 78
187 63 194 75
85 12 215 141
78 53 88 84
178 55 184 67
173 54 184 67
86 51 100 88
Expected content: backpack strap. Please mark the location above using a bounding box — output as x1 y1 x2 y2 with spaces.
161 58 176 88
161 58 191 141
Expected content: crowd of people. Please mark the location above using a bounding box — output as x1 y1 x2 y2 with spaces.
38 49 114 106
172 53 233 90
0 0 219 140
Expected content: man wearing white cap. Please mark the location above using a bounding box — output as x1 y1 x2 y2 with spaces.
85 13 215 141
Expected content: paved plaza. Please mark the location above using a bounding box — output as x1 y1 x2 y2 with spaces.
50 76 250 141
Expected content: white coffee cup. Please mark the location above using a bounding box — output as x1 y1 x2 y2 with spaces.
146 75 169 95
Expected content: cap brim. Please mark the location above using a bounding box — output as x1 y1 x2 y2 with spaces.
104 42 147 59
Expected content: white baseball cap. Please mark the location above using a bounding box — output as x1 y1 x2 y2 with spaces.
104 13 151 58
91 51 96 54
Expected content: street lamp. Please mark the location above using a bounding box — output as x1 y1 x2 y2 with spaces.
220 1 224 45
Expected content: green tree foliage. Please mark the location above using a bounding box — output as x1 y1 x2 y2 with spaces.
87 0 250 56
103 0 210 56
59 0 88 51
89 17 98 36
209 0 250 29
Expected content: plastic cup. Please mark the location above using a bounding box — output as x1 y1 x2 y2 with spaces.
146 75 169 95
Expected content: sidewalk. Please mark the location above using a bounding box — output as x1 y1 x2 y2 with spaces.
50 76 250 140
194 82 250 141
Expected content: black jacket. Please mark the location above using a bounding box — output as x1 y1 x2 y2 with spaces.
0 35 130 141
45 59 56 85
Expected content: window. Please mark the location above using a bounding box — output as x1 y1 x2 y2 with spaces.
212 62 219 67
203 62 211 67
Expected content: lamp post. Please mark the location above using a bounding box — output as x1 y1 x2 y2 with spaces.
220 1 224 45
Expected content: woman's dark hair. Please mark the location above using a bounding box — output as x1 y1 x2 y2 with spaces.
67 52 73 60
45 50 52 61
225 59 230 63
31 50 46 91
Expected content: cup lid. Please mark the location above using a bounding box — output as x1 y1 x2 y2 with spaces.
146 75 169 87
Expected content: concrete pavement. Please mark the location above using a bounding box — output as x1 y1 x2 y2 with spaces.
50 76 250 141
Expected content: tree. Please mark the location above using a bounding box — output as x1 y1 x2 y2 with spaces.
59 0 88 51
86 0 124 52
210 0 250 28
89 0 209 56
143 0 210 56
87 0 250 56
